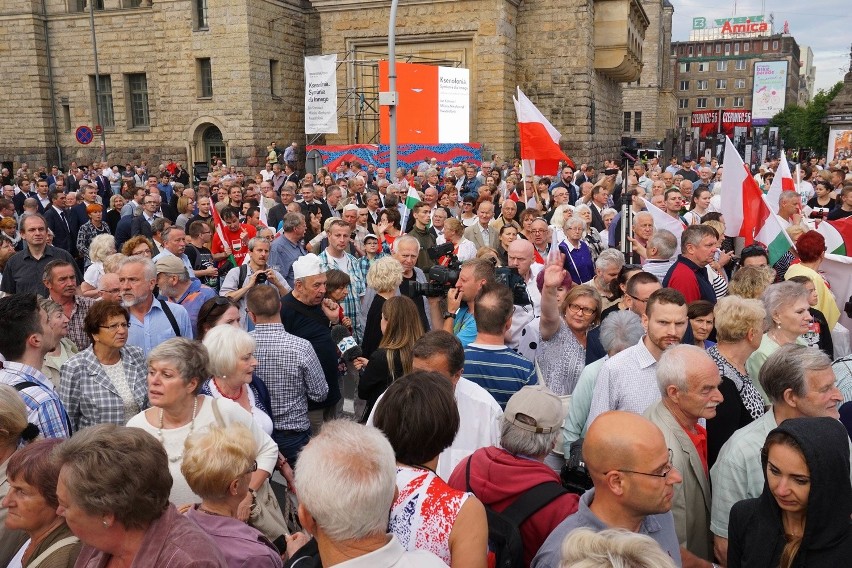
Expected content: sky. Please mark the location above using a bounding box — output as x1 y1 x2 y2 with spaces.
670 0 851 93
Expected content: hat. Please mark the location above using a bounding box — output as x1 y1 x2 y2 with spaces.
504 385 566 434
364 233 378 243
292 253 325 280
155 255 187 276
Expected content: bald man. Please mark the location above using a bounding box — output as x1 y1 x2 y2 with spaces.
532 412 683 567
506 238 545 359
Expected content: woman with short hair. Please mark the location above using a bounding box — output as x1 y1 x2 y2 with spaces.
76 203 111 267
496 224 518 266
59 301 147 431
573 204 604 260
785 230 841 328
706 296 767 467
3 438 82 568
728 265 776 299
375 371 488 568
201 326 273 436
437 218 476 261
196 297 240 341
81 233 116 297
55 424 228 567
126 338 278 514
120 235 154 258
40 297 77 387
175 196 196 229
106 193 125 234
558 217 595 285
183 425 283 567
687 300 716 349
361 256 405 360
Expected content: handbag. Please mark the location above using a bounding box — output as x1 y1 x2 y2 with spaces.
209 397 291 547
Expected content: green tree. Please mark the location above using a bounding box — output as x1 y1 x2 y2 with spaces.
770 81 843 154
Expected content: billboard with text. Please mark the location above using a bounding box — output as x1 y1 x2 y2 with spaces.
751 61 787 126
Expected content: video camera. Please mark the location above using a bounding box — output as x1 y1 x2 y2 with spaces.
495 267 531 306
409 243 461 298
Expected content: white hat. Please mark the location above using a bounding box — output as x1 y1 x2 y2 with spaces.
292 253 325 280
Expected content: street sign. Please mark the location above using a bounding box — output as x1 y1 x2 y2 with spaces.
94 125 103 135
75 126 94 145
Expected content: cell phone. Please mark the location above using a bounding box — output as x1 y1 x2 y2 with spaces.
604 168 619 176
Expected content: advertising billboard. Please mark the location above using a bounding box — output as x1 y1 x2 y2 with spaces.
751 61 788 126
304 55 338 134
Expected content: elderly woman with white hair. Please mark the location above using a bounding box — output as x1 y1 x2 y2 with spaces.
361 256 405 359
560 528 677 568
746 281 811 403
558 217 595 285
80 233 116 298
201 325 274 436
126 338 278 517
573 204 603 260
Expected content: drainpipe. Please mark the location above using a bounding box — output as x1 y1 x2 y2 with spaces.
40 0 63 168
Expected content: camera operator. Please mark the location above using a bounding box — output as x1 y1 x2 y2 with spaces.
392 235 432 331
221 236 289 329
431 258 496 348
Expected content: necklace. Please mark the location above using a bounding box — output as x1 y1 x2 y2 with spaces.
199 506 230 518
157 397 198 463
214 378 243 401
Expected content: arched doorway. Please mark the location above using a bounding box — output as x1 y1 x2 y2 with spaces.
203 125 226 165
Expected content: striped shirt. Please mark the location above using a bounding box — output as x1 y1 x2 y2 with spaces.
0 362 71 438
463 344 536 409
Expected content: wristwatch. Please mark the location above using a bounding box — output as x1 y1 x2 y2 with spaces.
442 311 456 320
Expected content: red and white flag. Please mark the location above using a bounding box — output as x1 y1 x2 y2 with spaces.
513 87 575 177
765 152 795 214
720 137 792 265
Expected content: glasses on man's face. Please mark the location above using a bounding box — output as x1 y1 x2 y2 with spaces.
626 293 649 304
567 303 596 317
618 449 675 479
100 322 129 332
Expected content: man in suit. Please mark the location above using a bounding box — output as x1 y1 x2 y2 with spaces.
644 344 720 566
70 184 99 228
589 185 609 232
93 164 112 204
463 201 498 250
550 165 579 206
130 192 162 239
32 179 51 214
43 189 78 255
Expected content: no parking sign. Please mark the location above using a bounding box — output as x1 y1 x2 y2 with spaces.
75 126 94 145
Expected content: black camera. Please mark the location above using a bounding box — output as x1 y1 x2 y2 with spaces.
255 271 268 285
495 267 531 306
427 242 455 261
411 262 461 298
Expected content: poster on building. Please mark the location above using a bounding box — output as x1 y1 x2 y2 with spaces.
720 110 752 137
304 55 338 134
827 128 852 162
379 61 470 144
751 61 787 126
691 110 719 138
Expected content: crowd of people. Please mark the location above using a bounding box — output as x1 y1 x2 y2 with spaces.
0 151 851 568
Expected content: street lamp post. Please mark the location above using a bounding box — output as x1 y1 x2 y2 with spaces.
88 0 107 161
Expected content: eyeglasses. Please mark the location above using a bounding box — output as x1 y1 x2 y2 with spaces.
567 303 596 317
626 293 650 304
243 460 258 476
618 449 675 479
100 322 129 331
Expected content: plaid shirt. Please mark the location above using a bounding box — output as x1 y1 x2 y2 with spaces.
0 361 71 438
250 323 328 432
58 345 148 432
318 250 367 343
65 295 97 351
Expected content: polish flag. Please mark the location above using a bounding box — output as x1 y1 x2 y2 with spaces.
720 137 792 265
765 153 796 214
513 87 575 177
640 197 687 247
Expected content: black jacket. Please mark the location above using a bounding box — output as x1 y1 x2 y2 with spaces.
44 206 79 256
728 417 852 567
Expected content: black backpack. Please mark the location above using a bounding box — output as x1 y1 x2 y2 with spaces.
465 455 567 568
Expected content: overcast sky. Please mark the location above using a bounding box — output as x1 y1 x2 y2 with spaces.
670 0 851 93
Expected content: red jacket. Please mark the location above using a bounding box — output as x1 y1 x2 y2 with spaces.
448 447 580 567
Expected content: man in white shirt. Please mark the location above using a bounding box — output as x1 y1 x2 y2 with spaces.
367 330 502 480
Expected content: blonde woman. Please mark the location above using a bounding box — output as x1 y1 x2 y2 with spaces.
362 256 405 359
437 218 476 261
81 233 117 297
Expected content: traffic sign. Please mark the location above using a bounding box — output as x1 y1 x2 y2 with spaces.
75 126 94 145
94 125 103 135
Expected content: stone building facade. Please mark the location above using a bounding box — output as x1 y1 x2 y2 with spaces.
1 0 648 173
621 0 675 147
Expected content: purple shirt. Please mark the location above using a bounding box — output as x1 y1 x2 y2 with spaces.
185 506 282 568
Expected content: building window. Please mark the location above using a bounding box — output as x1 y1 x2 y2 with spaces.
697 46 703 55
716 79 727 89
715 44 721 54
678 99 689 109
736 59 746 71
688 46 694 55
679 80 690 91
634 112 642 133
763 41 769 50
698 62 708 72
90 74 114 129
733 96 744 108
623 112 631 132
61 104 72 132
734 42 740 54
744 42 750 51
717 60 728 72
270 60 281 98
715 97 726 108
772 40 779 50
724 43 731 55
735 78 746 89
127 73 149 128
72 0 104 11
696 98 707 109
678 116 689 128
193 0 208 30
197 58 213 98
697 80 708 90
679 62 690 72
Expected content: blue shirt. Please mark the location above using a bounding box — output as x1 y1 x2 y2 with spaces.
269 235 307 289
0 362 71 438
164 279 217 335
463 344 536 409
127 297 193 357
453 304 477 348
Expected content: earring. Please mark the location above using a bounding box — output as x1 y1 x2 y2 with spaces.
102 519 111 528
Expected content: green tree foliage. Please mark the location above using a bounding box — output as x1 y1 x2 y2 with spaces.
770 81 843 154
